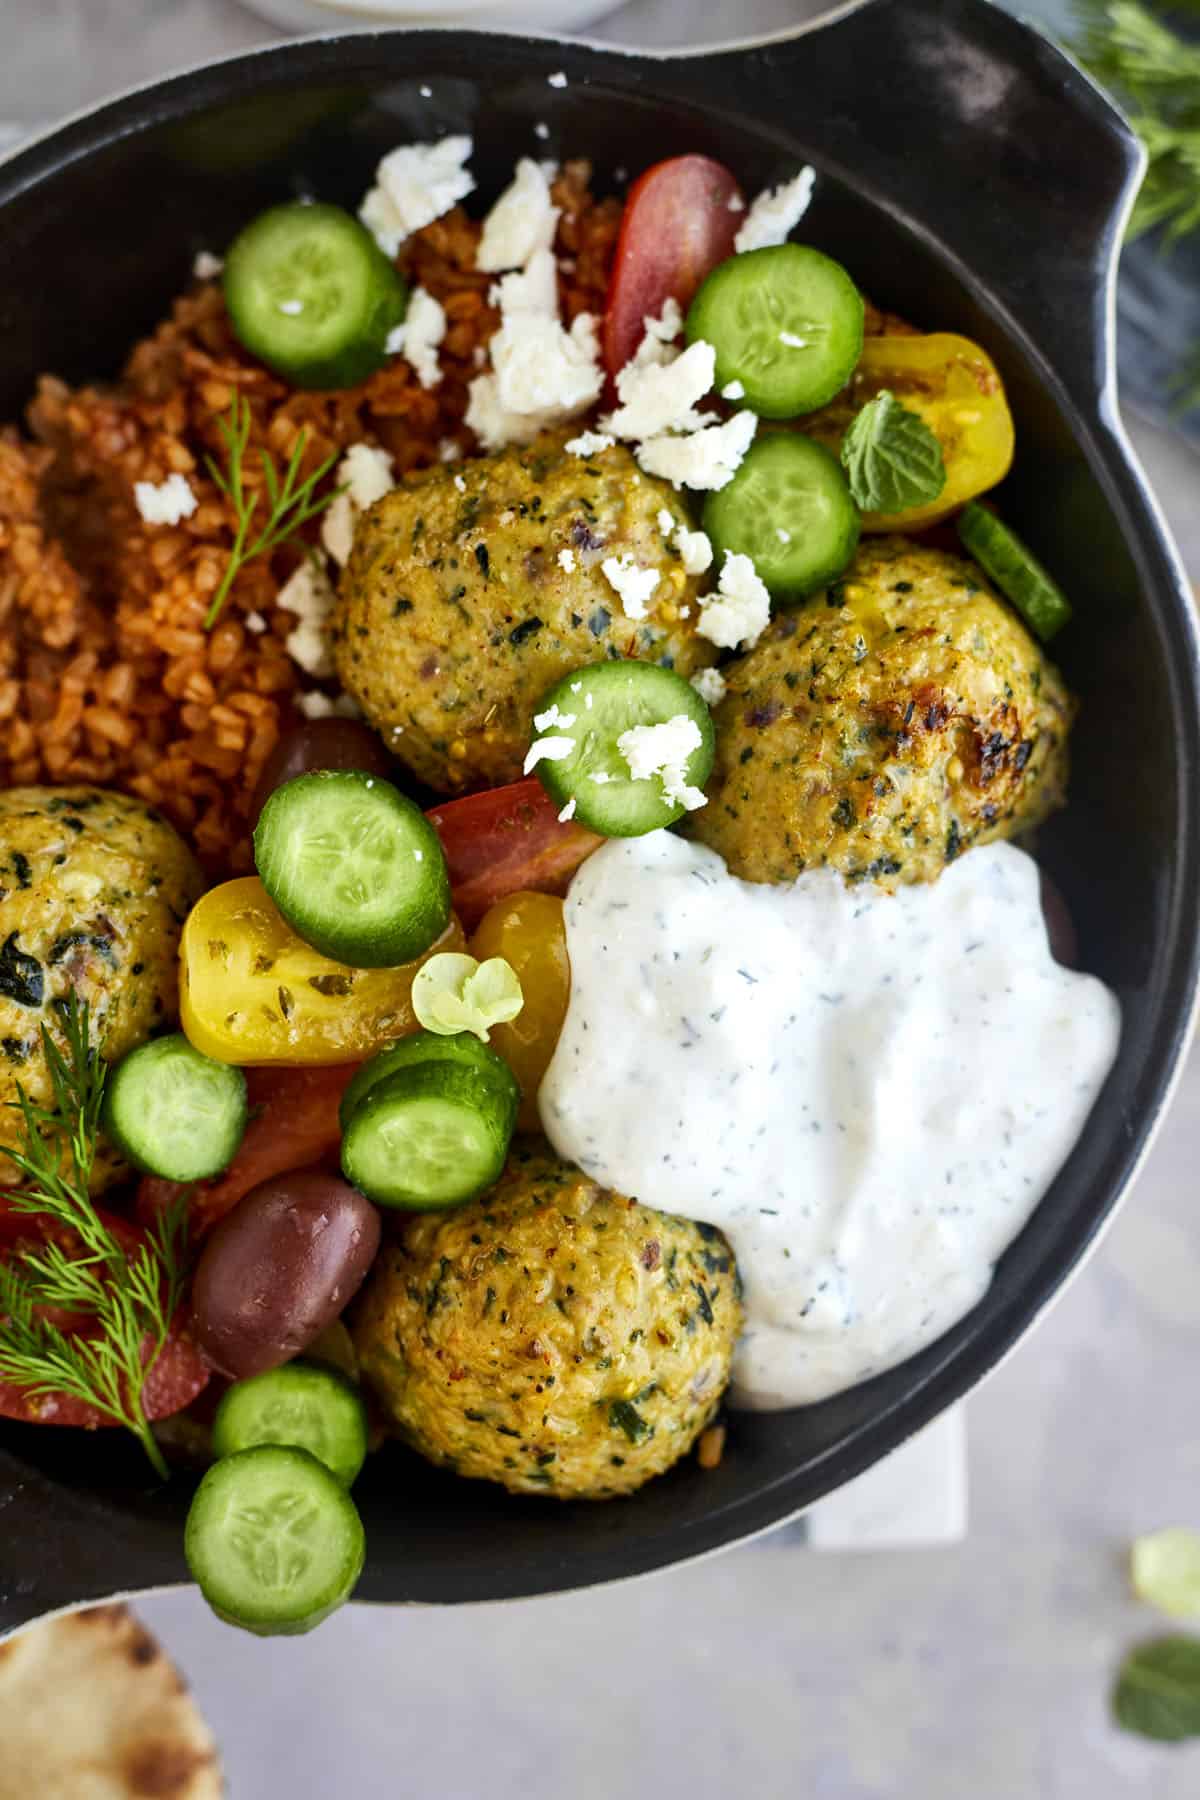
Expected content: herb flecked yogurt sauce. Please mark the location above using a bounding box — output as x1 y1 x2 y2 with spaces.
539 833 1122 1408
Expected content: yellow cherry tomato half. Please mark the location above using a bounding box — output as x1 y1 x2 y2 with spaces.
180 876 465 1065
469 891 570 1132
805 332 1015 531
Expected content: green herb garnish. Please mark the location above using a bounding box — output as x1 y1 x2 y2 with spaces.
609 1399 651 1445
1113 1635 1200 1741
0 997 188 1479
839 390 947 514
203 392 340 630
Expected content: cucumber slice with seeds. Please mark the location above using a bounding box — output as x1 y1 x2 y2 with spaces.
184 1445 364 1636
704 434 860 602
956 502 1073 642
254 771 450 968
338 1029 515 1132
340 1061 518 1211
213 1363 368 1488
103 1034 247 1181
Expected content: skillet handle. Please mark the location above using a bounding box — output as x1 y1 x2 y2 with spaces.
699 0 1145 416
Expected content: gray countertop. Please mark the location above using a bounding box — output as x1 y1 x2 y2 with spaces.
6 3 1200 1796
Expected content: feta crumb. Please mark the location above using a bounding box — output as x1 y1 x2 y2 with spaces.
321 442 395 565
557 547 578 573
734 166 816 254
604 338 715 440
547 71 568 88
776 526 792 544
360 135 475 256
696 550 771 651
617 714 707 812
569 680 583 693
557 797 577 822
779 330 807 349
454 473 467 493
721 378 745 400
690 665 728 707
632 297 685 369
134 473 197 526
590 770 611 784
523 734 576 774
278 298 303 316
656 508 675 536
244 610 267 634
564 430 615 457
477 158 560 273
298 691 336 719
585 693 594 709
534 702 577 731
727 192 746 213
601 554 660 620
637 410 758 492
193 249 223 280
467 306 602 450
277 558 338 677
385 286 446 388
438 437 463 462
535 122 550 142
675 526 714 576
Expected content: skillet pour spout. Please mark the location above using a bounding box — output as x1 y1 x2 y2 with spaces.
0 0 1196 1633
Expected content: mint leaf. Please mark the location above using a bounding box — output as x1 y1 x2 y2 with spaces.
840 390 946 514
1113 1636 1200 1741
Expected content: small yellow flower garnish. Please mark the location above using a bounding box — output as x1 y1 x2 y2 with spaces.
1132 1528 1200 1619
411 952 524 1042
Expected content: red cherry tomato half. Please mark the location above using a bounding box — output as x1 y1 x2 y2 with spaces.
427 777 602 930
603 154 745 378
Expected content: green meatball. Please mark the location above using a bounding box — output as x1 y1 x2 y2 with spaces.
352 1143 741 1499
331 435 717 793
687 536 1073 888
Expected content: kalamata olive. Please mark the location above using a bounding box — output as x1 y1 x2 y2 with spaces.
190 1170 381 1380
1039 869 1079 969
252 718 395 820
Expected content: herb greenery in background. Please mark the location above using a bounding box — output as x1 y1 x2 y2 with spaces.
1114 1528 1200 1741
1069 1 1200 406
0 996 188 1479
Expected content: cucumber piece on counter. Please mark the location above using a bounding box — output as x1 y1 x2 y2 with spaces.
704 433 860 601
338 1029 515 1132
254 771 450 968
686 244 865 418
340 1061 517 1211
956 502 1073 642
185 1445 365 1636
526 660 715 837
223 201 408 390
212 1362 369 1488
103 1034 247 1181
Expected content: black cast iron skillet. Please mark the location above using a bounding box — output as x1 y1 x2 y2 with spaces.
0 0 1196 1631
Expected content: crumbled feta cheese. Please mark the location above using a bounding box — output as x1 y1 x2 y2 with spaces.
776 526 792 544
454 473 467 493
564 430 615 457
193 249 223 280
590 770 611 783
779 330 807 349
734 166 816 253
277 559 338 677
601 554 660 620
637 410 758 492
675 526 714 576
547 71 568 88
557 547 578 573
534 702 577 731
321 442 395 565
278 298 303 316
523 735 576 774
467 308 602 451
385 286 446 388
727 192 746 213
656 508 675 536
696 550 771 651
617 714 707 812
721 378 745 400
134 473 197 526
438 437 462 462
477 158 560 272
690 665 728 707
558 797 577 822
360 135 475 256
244 610 267 634
631 297 684 369
603 339 715 440
298 691 336 719
535 122 551 142
488 245 559 318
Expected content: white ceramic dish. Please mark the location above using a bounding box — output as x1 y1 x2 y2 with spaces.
236 0 624 34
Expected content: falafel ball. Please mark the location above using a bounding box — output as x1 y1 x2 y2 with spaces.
352 1143 741 1499
687 536 1072 888
331 436 717 794
0 787 204 1189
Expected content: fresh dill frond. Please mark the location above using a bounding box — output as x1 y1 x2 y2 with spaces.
0 996 188 1479
203 391 341 630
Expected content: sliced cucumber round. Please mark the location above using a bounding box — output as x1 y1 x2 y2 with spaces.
526 660 715 837
212 1362 369 1488
184 1445 365 1636
254 771 450 969
338 1029 515 1133
704 433 860 602
957 502 1073 642
340 1061 517 1211
686 244 864 419
103 1034 247 1182
223 202 408 390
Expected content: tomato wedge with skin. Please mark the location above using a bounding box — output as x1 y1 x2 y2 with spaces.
603 155 745 379
136 1063 358 1237
428 778 602 931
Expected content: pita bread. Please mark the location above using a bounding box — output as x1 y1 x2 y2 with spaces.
0 1603 222 1798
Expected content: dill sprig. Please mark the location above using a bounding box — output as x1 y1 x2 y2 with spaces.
203 391 341 631
0 997 188 1480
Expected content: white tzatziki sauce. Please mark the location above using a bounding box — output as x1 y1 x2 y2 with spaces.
539 833 1121 1409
